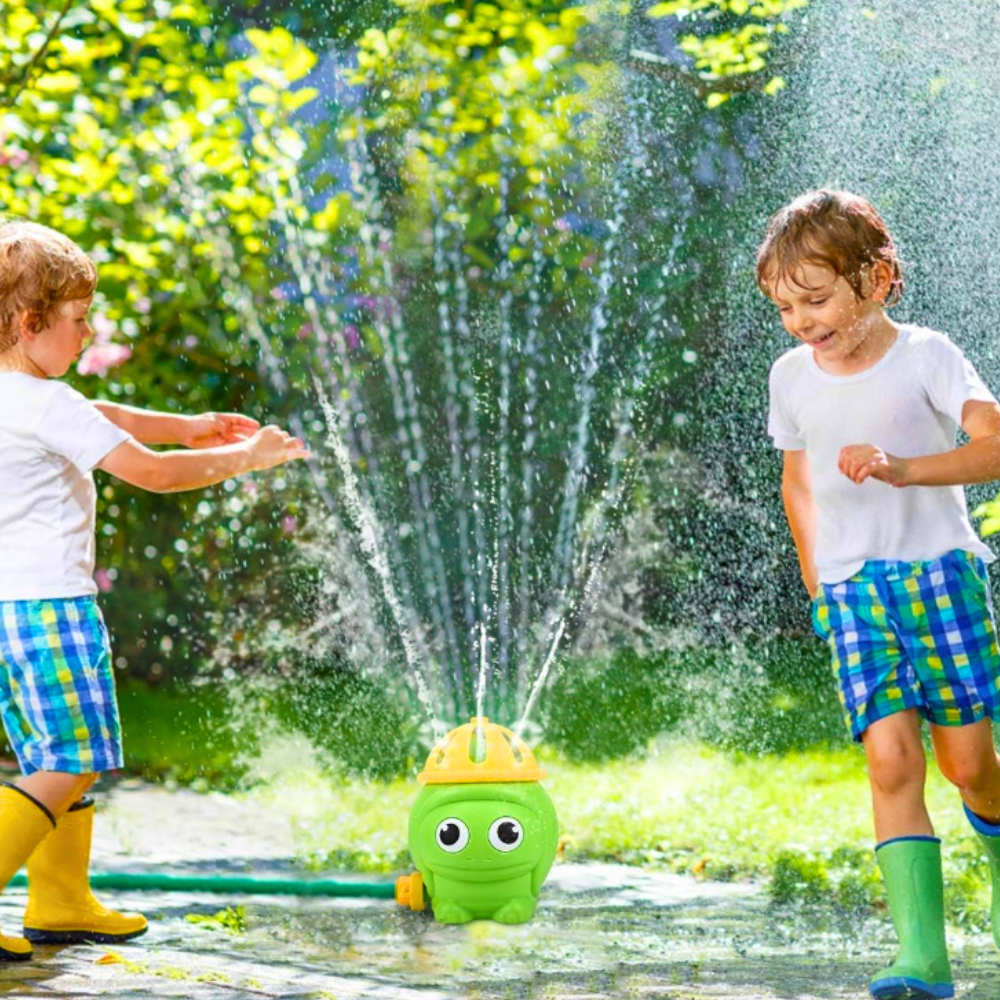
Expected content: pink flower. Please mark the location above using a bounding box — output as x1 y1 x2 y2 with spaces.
77 313 131 377
77 342 132 377
0 149 29 168
94 568 113 593
91 313 116 338
282 515 297 534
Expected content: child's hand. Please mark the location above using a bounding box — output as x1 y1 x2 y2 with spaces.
245 425 312 471
185 413 261 449
838 444 910 487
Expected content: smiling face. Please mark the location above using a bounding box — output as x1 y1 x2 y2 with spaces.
20 298 94 377
768 261 893 367
418 798 543 881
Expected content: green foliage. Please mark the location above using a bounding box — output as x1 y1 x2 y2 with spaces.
114 680 255 790
185 906 248 933
542 637 844 762
0 2 347 679
973 496 1000 538
769 850 830 904
541 648 683 761
267 651 425 781
646 0 807 105
835 869 880 909
345 0 602 291
769 847 885 909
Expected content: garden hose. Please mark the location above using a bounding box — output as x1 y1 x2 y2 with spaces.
7 871 397 898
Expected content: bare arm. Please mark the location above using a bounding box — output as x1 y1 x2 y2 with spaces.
93 401 194 447
781 449 819 598
839 400 1000 487
97 425 310 493
93 402 261 448
906 400 1000 486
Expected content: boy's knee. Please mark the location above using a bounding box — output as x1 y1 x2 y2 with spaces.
938 754 998 792
867 739 924 795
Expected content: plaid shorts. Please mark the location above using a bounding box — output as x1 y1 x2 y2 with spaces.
812 549 1000 741
0 597 124 774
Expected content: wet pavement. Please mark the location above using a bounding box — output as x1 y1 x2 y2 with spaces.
1 781 999 999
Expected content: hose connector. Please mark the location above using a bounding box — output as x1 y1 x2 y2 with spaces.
394 871 425 911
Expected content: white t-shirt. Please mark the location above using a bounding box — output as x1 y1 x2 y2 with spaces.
0 373 131 601
768 325 997 585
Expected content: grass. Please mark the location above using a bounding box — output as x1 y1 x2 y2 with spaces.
242 734 996 932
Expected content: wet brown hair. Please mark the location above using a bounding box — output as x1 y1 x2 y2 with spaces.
756 190 903 306
0 220 97 354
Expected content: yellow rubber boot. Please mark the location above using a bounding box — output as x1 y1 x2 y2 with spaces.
23 798 148 944
0 783 56 961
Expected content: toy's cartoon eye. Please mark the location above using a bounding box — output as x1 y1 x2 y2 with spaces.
488 817 523 852
436 818 469 853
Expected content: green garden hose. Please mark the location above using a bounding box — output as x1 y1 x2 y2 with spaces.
7 871 397 898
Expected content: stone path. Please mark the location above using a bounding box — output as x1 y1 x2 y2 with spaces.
1 780 999 999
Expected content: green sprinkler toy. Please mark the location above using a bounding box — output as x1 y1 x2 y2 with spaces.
395 717 559 924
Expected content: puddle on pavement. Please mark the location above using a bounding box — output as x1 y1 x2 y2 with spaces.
2 863 998 999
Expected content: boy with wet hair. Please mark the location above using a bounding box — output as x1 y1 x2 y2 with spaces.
762 189 1000 1000
0 220 310 959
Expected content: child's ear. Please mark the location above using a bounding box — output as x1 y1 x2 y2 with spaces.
868 261 893 304
19 309 43 338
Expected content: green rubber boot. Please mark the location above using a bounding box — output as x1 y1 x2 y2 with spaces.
964 803 1000 949
869 837 953 1000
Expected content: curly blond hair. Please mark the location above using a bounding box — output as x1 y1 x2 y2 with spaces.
0 221 97 353
756 190 903 307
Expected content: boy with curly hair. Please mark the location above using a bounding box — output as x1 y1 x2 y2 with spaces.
763 190 1000 999
0 220 309 959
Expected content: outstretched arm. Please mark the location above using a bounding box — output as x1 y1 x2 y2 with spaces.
839 400 1000 487
97 425 310 493
93 402 260 448
781 449 819 598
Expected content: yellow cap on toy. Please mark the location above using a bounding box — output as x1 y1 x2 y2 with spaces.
417 717 545 784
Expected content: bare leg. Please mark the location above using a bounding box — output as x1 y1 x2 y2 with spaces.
931 718 1000 822
15 772 97 820
863 709 933 841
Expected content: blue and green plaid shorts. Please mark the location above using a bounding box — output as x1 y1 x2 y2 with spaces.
0 597 124 774
812 549 1000 742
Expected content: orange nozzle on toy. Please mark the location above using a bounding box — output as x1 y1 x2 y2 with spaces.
417 717 545 784
395 871 425 911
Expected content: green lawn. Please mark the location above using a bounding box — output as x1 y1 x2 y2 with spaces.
243 732 994 932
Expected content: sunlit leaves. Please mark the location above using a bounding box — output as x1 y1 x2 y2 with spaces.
973 499 1000 539
245 26 317 84
32 69 79 93
346 0 595 267
0 1 334 680
647 0 807 106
